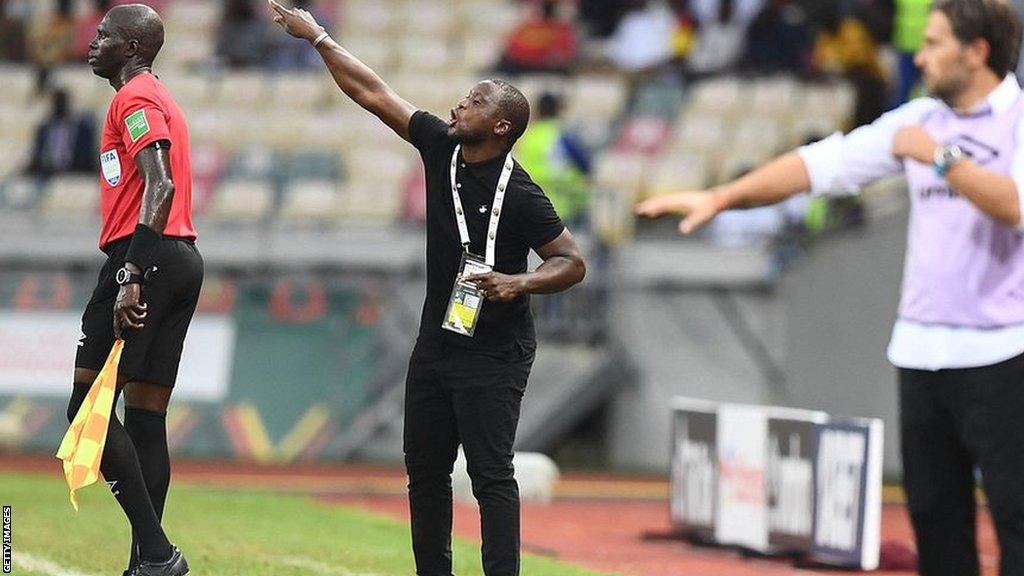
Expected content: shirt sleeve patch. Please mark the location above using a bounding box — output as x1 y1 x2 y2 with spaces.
125 109 151 142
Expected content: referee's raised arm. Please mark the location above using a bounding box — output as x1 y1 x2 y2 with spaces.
268 0 417 142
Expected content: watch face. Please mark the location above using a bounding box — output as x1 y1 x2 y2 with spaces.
116 268 129 285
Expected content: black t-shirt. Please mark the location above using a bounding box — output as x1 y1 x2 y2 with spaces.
409 110 565 350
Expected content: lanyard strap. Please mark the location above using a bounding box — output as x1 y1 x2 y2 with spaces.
449 145 514 267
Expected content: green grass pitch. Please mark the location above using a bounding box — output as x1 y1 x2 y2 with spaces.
2 472 618 576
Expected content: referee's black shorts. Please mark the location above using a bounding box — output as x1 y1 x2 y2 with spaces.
75 235 204 387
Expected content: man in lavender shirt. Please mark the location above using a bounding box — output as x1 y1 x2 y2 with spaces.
638 1 1024 575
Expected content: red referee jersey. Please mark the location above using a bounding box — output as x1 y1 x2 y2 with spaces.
98 72 196 249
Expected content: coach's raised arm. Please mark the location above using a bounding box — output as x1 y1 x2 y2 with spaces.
268 0 416 141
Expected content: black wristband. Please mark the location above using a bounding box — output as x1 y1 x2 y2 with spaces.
124 223 161 272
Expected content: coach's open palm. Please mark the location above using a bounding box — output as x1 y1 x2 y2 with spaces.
269 0 324 42
635 191 726 235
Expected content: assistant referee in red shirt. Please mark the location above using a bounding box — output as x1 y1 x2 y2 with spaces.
70 5 200 576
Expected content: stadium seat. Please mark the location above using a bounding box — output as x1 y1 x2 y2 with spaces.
280 179 343 223
191 144 229 215
0 102 46 144
156 29 212 68
205 178 275 222
750 76 801 114
689 76 745 115
614 116 671 156
225 146 279 181
339 0 396 36
0 66 35 106
38 176 99 219
0 177 41 211
160 73 213 109
283 150 342 182
392 0 452 37
566 75 628 121
269 73 328 110
460 0 520 38
50 66 106 109
339 34 396 73
592 151 648 198
213 72 270 110
343 183 401 223
0 142 31 180
732 116 787 160
458 34 505 72
165 0 221 32
645 153 709 197
397 35 452 72
673 114 732 153
510 74 570 110
188 108 250 149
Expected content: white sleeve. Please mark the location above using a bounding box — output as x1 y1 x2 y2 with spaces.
796 98 941 197
1012 115 1024 232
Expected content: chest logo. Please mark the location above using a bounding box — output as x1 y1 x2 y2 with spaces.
478 204 488 214
950 134 999 165
100 149 121 187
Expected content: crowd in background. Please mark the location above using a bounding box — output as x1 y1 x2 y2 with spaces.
0 0 956 115
4 0 1023 248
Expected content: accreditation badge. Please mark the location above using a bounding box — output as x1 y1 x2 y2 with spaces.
442 252 492 337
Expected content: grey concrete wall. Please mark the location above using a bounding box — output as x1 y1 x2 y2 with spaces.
608 208 909 476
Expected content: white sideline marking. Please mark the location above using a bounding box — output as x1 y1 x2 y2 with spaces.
279 555 385 576
13 552 96 576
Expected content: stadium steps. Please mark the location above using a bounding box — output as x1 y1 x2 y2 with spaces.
338 342 638 462
515 343 638 452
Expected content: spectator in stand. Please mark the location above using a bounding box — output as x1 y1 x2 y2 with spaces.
743 0 813 75
26 88 98 177
28 0 76 69
812 5 889 126
216 0 273 69
844 0 895 46
0 0 26 63
891 0 931 107
579 0 630 38
685 0 766 75
608 0 678 73
516 92 591 227
495 0 578 75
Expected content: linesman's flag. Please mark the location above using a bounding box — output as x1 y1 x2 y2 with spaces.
55 340 124 510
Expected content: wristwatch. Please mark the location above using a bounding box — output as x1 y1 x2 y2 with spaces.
115 266 156 286
933 143 965 177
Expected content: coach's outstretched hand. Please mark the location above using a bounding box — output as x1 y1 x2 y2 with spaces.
269 0 324 42
634 190 728 235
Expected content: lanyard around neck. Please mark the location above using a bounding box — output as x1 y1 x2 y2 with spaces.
449 144 514 267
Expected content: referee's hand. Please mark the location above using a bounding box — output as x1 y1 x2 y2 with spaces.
269 0 325 43
113 284 147 339
635 190 727 235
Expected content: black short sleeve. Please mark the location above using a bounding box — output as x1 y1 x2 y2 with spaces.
514 178 566 250
408 110 452 155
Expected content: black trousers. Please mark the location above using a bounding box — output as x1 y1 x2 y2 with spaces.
403 338 535 576
899 352 1024 576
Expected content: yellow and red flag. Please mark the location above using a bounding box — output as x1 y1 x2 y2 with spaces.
55 340 124 510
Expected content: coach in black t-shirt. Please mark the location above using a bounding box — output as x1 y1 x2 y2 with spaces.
271 4 587 576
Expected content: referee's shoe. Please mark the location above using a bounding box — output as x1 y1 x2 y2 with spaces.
130 546 189 576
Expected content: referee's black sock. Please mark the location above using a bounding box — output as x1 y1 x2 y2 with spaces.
125 407 171 571
67 383 173 563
